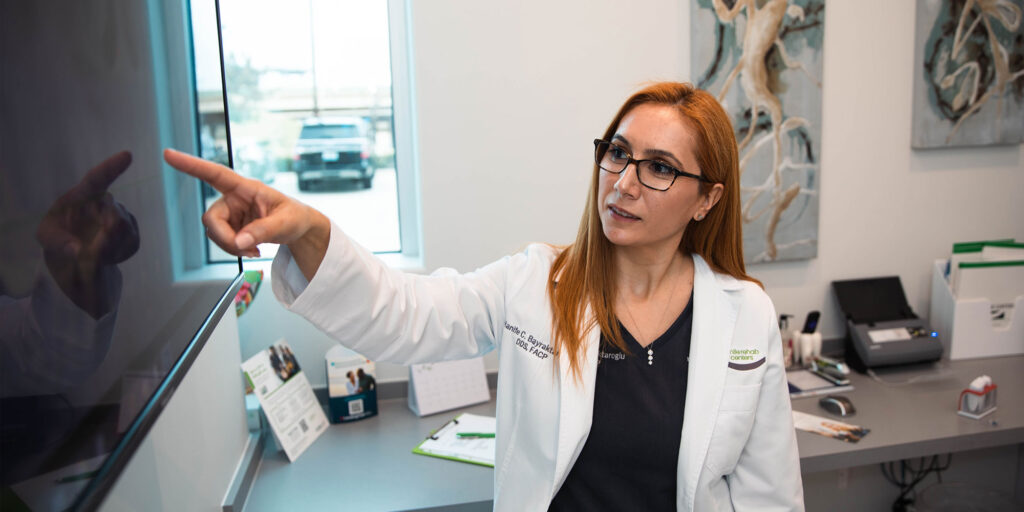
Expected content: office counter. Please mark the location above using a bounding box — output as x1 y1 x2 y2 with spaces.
244 398 496 511
243 356 1024 511
791 355 1024 474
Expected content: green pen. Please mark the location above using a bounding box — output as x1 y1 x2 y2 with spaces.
456 432 495 438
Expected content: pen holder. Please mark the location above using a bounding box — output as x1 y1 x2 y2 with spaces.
797 332 822 367
957 383 997 419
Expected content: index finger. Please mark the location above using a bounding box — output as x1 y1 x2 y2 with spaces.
163 148 246 194
72 150 133 199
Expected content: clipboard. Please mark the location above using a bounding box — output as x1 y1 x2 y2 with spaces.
412 413 496 467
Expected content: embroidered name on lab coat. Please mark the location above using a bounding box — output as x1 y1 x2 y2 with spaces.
505 321 554 360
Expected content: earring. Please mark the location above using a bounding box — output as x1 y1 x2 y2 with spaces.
695 213 705 221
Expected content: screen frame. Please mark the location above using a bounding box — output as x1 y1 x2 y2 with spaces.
72 265 243 511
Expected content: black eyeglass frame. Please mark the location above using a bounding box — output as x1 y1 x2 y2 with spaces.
593 138 712 191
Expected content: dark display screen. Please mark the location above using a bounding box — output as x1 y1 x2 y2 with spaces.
0 2 240 509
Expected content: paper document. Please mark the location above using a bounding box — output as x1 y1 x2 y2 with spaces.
946 239 1016 284
955 260 1024 328
980 243 1024 262
413 413 496 467
867 327 912 343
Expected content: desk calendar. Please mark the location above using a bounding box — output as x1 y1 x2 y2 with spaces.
407 357 490 416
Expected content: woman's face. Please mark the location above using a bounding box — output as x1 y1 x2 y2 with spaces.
598 103 721 252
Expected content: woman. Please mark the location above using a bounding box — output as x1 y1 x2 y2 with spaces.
165 82 803 511
345 371 359 395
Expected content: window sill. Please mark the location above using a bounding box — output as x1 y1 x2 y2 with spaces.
225 250 425 275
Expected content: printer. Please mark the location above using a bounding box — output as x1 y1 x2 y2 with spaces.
832 276 943 372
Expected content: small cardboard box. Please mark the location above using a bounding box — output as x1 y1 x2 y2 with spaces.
326 346 378 423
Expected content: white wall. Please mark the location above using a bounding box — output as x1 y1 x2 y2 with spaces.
102 307 249 511
241 0 1023 385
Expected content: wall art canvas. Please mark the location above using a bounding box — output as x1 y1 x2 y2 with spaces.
692 0 825 263
912 0 1024 148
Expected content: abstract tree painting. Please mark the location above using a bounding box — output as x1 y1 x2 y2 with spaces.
912 0 1024 148
692 0 825 263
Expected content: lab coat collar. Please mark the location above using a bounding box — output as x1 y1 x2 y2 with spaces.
679 254 738 509
703 256 744 291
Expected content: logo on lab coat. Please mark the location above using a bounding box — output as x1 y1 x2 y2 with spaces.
728 349 765 370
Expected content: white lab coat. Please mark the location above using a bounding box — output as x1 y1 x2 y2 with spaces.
272 224 804 511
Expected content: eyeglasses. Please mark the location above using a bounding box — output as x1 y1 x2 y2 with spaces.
593 139 711 191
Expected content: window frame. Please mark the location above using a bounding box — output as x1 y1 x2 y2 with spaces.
156 0 240 282
383 0 423 271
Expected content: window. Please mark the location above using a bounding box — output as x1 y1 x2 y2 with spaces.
188 0 418 264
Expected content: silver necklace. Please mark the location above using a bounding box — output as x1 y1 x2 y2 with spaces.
622 270 683 366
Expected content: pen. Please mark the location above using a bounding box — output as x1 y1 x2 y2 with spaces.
457 432 495 438
54 470 99 484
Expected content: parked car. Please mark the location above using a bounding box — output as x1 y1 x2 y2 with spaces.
292 117 375 191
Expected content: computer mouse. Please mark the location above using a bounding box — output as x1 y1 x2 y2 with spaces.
819 395 856 417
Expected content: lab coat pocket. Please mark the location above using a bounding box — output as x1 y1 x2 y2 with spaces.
718 383 761 413
705 383 761 475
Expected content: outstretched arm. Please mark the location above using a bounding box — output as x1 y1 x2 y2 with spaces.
167 148 513 365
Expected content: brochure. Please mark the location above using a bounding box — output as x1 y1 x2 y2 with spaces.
241 339 328 462
792 410 870 443
325 345 378 423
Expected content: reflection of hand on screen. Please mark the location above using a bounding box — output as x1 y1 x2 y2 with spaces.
36 151 139 319
1 152 138 397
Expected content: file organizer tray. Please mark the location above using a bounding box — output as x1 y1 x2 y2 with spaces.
930 260 1024 360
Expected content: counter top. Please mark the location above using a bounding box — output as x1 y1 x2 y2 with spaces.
243 356 1024 511
244 397 496 511
791 355 1024 473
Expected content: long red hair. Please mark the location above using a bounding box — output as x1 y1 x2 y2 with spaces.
547 82 760 380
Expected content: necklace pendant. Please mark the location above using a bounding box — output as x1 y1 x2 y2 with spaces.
647 347 654 366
